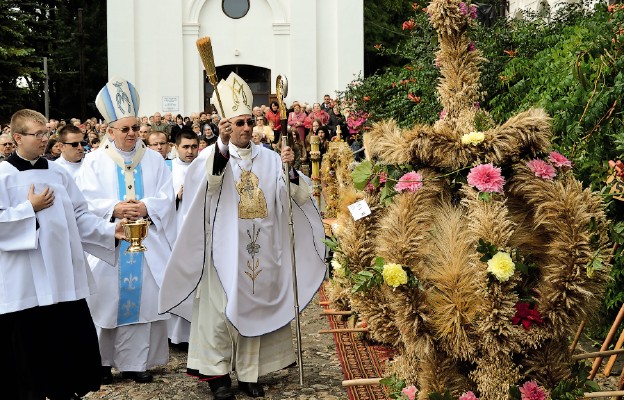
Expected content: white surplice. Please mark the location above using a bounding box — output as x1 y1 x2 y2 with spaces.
76 142 176 371
159 140 326 381
167 156 193 344
0 160 116 314
54 155 83 180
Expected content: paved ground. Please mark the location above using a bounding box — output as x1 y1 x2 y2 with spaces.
84 293 348 400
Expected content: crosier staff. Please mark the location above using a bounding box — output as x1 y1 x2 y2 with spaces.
276 75 304 386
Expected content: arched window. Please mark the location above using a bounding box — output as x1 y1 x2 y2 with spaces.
222 0 250 19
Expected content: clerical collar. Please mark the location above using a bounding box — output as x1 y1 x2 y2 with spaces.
230 142 252 160
7 151 48 171
112 141 137 162
16 150 40 165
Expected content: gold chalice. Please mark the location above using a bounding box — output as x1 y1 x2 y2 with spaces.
122 219 150 253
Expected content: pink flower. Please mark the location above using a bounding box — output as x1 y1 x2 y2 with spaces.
459 391 479 400
527 159 557 180
470 4 478 19
439 109 447 119
459 2 468 15
402 19 416 30
468 42 476 52
378 171 388 183
365 182 375 192
467 164 505 193
401 385 417 400
547 151 572 169
395 171 423 193
519 381 547 400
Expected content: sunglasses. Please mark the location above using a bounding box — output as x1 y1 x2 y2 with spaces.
233 118 255 127
63 141 88 148
112 125 140 133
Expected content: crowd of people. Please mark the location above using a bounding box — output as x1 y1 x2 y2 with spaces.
0 93 353 174
0 74 328 400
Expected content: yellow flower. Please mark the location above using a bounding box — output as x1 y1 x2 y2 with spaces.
461 131 485 146
487 251 515 281
331 259 345 277
382 263 408 287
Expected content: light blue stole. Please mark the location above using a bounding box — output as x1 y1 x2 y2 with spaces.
116 162 145 325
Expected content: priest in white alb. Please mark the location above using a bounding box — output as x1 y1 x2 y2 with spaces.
76 78 177 385
0 109 125 400
54 124 87 179
167 128 200 346
159 73 326 400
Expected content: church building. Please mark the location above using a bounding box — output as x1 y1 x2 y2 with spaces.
106 0 364 116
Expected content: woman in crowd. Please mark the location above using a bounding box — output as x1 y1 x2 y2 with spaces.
170 114 185 143
288 101 308 144
265 101 281 144
253 115 273 144
308 103 330 126
327 104 347 139
44 137 62 160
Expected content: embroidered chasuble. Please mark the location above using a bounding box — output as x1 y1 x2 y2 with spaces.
160 142 327 337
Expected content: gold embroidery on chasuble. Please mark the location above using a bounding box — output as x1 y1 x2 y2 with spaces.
245 224 262 294
236 170 268 219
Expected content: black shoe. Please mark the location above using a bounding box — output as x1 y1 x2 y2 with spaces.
101 366 113 385
120 370 153 383
212 385 235 400
238 381 265 397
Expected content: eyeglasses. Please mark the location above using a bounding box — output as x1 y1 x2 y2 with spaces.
1 143 12 147
62 141 88 148
19 131 49 139
233 118 255 127
111 125 140 133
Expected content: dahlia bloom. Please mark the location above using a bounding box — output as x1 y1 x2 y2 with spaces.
459 391 479 400
548 151 572 169
519 381 547 400
461 131 485 146
487 251 515 282
395 171 423 193
467 164 505 193
401 385 417 400
527 159 557 180
378 171 388 183
382 263 408 287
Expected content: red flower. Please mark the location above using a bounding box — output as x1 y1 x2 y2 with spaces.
512 302 544 330
391 82 397 88
405 65 414 71
363 96 370 101
411 2 420 11
407 93 421 103
374 43 383 50
400 79 409 85
402 19 416 30
504 49 518 58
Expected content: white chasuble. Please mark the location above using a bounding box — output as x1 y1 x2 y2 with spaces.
76 142 176 328
160 142 327 338
0 161 116 314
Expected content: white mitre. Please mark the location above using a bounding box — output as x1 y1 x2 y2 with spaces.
211 72 253 119
95 77 141 123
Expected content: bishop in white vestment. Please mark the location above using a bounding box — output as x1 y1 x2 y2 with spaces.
159 73 326 400
76 78 177 384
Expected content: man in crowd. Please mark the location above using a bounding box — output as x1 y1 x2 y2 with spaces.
0 109 125 400
151 112 170 134
146 131 171 160
159 73 326 400
139 124 151 142
77 77 177 385
320 94 333 113
166 128 200 347
0 133 15 162
55 125 87 179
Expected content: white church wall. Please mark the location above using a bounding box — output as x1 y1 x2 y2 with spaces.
107 0 364 116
